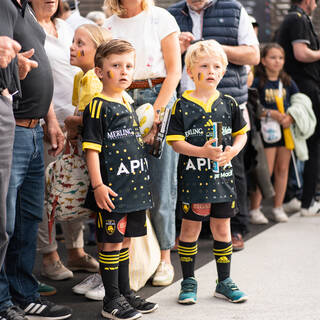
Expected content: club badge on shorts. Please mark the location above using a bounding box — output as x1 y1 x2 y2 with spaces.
106 220 116 235
182 202 190 213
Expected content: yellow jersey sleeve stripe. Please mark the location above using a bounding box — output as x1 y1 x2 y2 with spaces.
82 142 101 152
166 135 185 146
171 98 180 115
224 94 238 106
96 101 103 119
89 100 92 113
91 99 98 118
232 125 249 137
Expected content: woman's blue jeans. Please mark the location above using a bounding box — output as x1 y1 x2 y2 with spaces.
128 84 179 250
0 124 44 310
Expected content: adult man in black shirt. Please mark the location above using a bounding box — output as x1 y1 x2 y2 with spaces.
276 0 320 216
0 36 21 272
0 1 70 319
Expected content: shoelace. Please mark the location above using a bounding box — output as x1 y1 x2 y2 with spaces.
181 281 196 292
225 281 239 291
6 306 25 320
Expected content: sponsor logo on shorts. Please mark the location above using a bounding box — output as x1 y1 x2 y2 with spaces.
191 203 211 216
105 220 116 235
117 216 127 235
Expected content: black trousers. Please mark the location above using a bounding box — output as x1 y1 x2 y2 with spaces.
295 79 320 209
231 148 250 236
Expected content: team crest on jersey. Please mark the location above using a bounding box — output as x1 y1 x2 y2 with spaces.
105 220 116 235
182 202 190 213
117 216 127 235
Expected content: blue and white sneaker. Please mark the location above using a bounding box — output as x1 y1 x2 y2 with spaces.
178 277 197 304
214 277 248 303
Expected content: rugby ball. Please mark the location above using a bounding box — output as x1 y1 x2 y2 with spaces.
135 103 154 137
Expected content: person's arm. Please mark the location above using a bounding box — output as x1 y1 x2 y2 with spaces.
86 149 117 212
219 133 247 167
222 44 260 66
292 42 320 63
0 37 21 68
144 31 181 144
179 31 195 54
171 139 223 161
44 102 65 156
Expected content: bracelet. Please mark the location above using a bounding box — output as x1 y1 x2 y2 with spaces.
93 183 103 191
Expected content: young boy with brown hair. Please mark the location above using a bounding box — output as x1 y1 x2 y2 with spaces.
82 39 158 320
167 39 248 304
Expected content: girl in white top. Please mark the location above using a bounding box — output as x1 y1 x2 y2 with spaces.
104 0 181 287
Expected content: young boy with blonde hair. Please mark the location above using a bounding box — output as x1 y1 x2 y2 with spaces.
82 39 158 320
167 39 248 304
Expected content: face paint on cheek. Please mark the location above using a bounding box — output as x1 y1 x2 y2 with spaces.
107 71 114 79
197 72 204 81
77 50 85 57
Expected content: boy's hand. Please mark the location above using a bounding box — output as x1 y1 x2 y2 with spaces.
94 184 118 212
202 139 223 161
219 145 236 167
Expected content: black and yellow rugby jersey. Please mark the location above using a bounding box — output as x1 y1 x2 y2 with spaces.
82 93 152 213
167 90 248 204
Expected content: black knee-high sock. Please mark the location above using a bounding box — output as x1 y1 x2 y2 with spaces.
178 240 197 279
213 240 232 282
99 250 120 300
118 248 131 296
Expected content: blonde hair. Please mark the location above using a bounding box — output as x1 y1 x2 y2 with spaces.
104 0 154 16
77 24 112 48
185 40 228 71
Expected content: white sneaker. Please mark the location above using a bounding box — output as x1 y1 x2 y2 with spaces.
85 282 105 301
272 207 288 222
152 261 174 286
300 207 320 217
249 208 269 224
41 260 73 281
72 273 102 295
283 198 301 214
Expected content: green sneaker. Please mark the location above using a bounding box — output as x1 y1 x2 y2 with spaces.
38 281 57 296
178 277 197 304
214 277 247 303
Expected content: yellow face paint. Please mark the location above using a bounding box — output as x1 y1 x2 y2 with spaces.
107 70 114 79
197 72 204 81
77 50 85 57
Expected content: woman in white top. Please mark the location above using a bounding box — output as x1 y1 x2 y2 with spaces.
30 0 99 283
104 0 181 287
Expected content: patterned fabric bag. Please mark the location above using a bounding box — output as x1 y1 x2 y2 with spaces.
46 142 93 241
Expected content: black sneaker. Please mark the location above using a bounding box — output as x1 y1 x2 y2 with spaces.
22 298 72 320
102 295 141 320
125 291 158 314
0 306 27 320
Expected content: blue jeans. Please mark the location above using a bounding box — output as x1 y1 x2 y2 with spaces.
0 124 44 310
128 84 179 250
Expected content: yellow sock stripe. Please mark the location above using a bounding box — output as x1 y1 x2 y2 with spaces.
213 250 233 256
178 248 198 255
119 251 129 259
99 260 119 265
99 252 120 258
119 256 129 262
99 256 119 262
178 245 198 251
91 99 98 118
213 244 232 252
96 101 103 119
